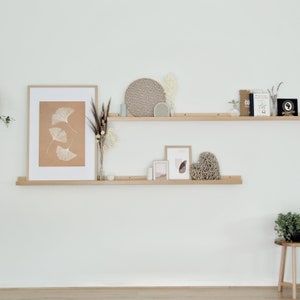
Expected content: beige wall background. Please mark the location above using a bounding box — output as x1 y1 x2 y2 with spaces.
0 0 299 287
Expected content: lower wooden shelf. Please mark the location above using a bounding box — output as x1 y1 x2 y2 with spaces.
16 176 242 186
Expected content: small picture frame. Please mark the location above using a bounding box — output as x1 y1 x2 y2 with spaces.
252 93 271 116
165 145 192 180
153 160 169 180
277 98 298 116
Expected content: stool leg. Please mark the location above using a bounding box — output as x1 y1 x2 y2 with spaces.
292 246 297 299
278 245 287 292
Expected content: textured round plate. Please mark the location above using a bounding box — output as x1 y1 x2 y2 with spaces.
125 78 166 117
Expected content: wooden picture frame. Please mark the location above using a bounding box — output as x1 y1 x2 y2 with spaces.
28 85 98 180
165 145 192 180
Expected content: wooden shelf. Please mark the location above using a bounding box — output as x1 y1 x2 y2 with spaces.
108 113 300 122
16 176 242 186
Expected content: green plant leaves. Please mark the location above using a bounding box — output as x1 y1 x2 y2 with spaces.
275 212 300 241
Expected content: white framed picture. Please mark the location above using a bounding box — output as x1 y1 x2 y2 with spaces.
253 93 271 116
28 85 98 180
153 160 169 180
165 145 192 180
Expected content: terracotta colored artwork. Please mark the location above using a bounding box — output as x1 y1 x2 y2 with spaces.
39 101 85 167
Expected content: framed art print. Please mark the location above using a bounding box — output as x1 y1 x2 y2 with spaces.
165 145 192 180
252 93 271 116
153 160 169 180
28 85 97 180
277 98 298 116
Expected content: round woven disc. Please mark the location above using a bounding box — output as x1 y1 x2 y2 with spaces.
125 78 166 117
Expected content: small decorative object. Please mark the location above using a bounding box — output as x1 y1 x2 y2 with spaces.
268 82 283 116
275 212 300 242
277 99 298 116
165 145 191 180
249 92 271 116
153 160 169 180
106 174 115 181
28 86 97 180
125 78 166 117
89 99 112 180
228 100 240 116
147 167 153 180
154 102 170 117
0 115 13 126
190 152 221 180
239 90 251 116
104 127 118 149
120 103 127 117
161 73 178 116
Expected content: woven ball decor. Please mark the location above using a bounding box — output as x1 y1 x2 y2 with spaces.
125 78 166 117
190 152 221 180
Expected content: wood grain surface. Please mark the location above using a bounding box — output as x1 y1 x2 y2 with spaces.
0 287 298 300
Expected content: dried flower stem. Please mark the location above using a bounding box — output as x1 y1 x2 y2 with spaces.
268 82 283 100
268 82 283 116
228 100 239 110
161 73 178 115
88 98 111 180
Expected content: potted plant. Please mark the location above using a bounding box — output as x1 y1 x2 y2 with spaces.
275 212 300 242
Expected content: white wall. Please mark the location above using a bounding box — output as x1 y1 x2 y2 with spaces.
0 0 299 287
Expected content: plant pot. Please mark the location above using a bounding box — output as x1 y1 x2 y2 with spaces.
291 231 300 242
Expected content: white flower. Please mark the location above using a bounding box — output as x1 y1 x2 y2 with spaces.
104 127 118 149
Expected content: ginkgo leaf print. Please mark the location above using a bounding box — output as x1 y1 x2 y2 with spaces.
56 145 77 161
47 127 67 154
49 127 67 142
52 107 77 133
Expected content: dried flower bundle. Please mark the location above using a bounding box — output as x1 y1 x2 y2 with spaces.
88 99 111 140
268 82 283 116
228 100 239 107
161 73 178 114
268 82 284 101
88 98 112 180
104 127 117 150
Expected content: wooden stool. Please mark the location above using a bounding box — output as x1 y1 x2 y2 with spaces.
276 239 300 299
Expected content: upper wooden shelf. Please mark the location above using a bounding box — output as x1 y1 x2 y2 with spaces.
108 113 300 121
16 176 242 186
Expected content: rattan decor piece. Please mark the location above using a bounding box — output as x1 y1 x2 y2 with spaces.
190 152 221 180
125 78 166 117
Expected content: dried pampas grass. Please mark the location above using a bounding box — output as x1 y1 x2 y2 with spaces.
104 127 118 149
161 73 178 113
88 98 113 180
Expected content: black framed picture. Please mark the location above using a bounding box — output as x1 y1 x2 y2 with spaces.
277 99 298 116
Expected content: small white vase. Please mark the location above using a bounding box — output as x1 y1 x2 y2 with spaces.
271 98 277 116
230 108 240 116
